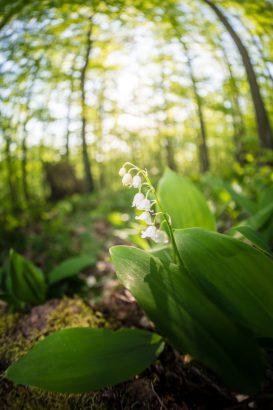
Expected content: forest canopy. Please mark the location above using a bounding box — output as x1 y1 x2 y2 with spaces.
1 0 273 215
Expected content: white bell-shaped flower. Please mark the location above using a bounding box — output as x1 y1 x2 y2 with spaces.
135 211 152 225
132 192 145 207
119 167 126 177
132 175 142 189
141 225 157 240
137 198 151 211
122 173 133 186
154 229 169 244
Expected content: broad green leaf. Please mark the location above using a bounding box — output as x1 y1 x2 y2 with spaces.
230 225 273 257
48 255 95 285
6 250 46 305
157 168 215 230
175 228 273 338
148 245 172 267
111 246 263 393
6 327 164 393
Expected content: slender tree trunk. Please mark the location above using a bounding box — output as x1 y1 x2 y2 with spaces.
5 134 19 212
160 64 177 171
203 0 273 149
20 61 40 203
21 119 30 203
165 138 177 171
65 56 77 160
65 81 73 160
80 17 95 193
21 91 32 204
180 40 210 172
221 43 245 161
96 79 106 188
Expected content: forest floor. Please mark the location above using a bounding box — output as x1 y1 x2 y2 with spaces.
1 193 273 409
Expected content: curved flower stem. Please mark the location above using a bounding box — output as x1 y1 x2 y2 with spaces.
143 175 184 267
121 162 185 267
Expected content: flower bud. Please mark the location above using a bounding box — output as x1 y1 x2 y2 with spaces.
132 192 145 207
135 211 152 225
154 229 168 244
137 198 151 211
141 225 157 240
132 175 142 189
119 167 127 177
122 173 133 186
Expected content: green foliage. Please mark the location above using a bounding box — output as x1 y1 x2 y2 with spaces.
110 169 273 393
48 255 95 285
1 250 98 309
1 0 273 399
110 245 263 393
174 228 273 338
226 185 257 215
228 182 273 245
6 327 164 393
6 168 273 394
158 168 216 230
2 250 46 307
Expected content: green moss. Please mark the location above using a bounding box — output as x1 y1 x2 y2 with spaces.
0 297 110 409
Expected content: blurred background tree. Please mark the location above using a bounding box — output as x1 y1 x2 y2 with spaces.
0 0 273 259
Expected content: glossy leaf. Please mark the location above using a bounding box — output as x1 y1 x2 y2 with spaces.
6 327 164 393
48 255 95 285
148 245 172 267
157 168 216 230
175 228 273 338
111 245 263 393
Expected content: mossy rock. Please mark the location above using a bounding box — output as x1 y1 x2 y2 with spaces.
0 297 167 409
0 297 243 409
0 297 110 409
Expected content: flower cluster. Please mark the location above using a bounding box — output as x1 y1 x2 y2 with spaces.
119 164 168 244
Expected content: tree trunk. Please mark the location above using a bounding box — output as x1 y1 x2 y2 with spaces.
21 119 30 203
180 40 210 172
80 17 95 193
165 138 177 171
221 43 245 162
203 0 273 149
96 78 106 188
65 82 74 160
20 61 40 203
21 91 32 204
160 63 177 171
5 134 19 212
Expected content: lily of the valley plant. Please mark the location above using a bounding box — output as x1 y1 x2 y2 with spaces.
6 166 273 396
119 162 180 250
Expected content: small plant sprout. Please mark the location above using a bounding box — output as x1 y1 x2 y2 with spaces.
118 163 182 262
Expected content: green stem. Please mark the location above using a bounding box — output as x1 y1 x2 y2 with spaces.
124 163 185 267
145 175 184 267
